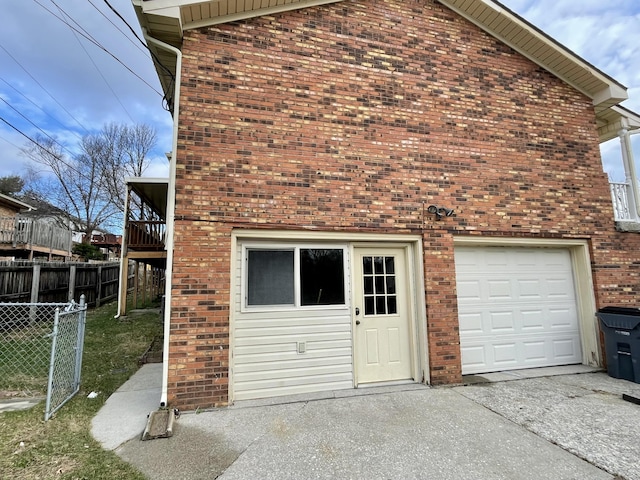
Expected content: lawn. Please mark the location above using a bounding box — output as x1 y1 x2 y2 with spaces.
0 301 163 480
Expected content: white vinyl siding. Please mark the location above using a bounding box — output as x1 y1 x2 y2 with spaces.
232 241 353 401
455 246 582 375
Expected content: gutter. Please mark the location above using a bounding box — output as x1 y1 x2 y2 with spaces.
142 31 182 408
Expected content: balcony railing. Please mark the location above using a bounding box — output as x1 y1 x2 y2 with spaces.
126 220 165 251
0 215 72 255
610 181 639 222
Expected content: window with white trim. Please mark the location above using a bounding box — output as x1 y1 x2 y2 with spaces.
244 246 346 308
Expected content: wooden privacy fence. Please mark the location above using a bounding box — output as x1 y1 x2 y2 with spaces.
0 261 133 306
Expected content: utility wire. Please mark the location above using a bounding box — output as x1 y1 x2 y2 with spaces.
0 97 78 159
101 0 176 82
0 76 84 141
101 0 176 112
88 0 150 57
32 0 164 97
0 115 96 185
52 1 135 123
0 43 90 135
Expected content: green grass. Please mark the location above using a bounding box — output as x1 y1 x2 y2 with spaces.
0 301 163 480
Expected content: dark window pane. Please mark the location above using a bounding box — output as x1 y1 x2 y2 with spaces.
364 296 375 315
387 296 397 314
364 276 374 295
386 276 396 294
374 256 384 274
248 250 294 305
385 257 395 274
376 296 386 315
363 256 373 274
375 276 385 294
301 249 345 305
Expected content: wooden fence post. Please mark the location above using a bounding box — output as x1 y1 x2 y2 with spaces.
30 264 41 303
96 265 103 307
68 264 76 302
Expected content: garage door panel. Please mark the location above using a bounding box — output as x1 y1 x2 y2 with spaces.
488 280 511 299
493 343 517 365
520 309 545 330
522 340 546 362
552 338 581 360
517 279 543 299
490 311 515 332
548 307 578 328
459 312 483 334
456 279 482 302
546 278 575 299
456 246 582 374
460 344 487 370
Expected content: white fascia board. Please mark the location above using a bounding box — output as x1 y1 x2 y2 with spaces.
593 85 628 108
137 0 189 16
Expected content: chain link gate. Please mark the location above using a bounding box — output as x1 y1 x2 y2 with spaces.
45 297 87 420
0 296 87 420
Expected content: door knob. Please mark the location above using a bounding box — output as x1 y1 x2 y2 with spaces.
356 320 361 325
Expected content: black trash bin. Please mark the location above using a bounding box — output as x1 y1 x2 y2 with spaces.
596 306 640 383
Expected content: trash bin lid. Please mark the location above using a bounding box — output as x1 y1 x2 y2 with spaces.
598 306 640 316
597 306 640 330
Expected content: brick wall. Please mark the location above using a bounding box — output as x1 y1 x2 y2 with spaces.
169 0 638 409
0 205 18 217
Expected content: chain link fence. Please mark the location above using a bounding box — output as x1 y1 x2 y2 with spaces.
0 297 87 420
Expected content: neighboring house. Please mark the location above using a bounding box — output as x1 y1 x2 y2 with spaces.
0 193 72 260
0 193 34 217
132 0 640 410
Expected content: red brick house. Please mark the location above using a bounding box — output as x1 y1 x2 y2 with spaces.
131 0 640 410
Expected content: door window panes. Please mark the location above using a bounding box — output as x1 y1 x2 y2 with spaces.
362 255 398 315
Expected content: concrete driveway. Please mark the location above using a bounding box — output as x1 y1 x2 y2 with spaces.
93 366 640 479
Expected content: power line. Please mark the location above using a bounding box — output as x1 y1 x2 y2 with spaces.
101 0 176 82
88 0 150 58
0 76 84 141
32 0 164 97
0 96 78 159
101 0 177 113
0 43 91 134
52 1 135 123
0 115 95 186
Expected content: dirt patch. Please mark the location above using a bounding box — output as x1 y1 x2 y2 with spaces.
0 390 35 399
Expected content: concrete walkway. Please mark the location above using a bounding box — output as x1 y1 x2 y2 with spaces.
92 365 640 479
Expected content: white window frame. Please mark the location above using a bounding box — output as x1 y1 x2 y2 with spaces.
241 242 350 313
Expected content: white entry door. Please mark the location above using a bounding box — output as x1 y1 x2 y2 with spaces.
353 247 413 384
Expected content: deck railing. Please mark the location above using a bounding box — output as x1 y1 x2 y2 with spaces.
126 220 165 251
0 216 72 255
609 181 639 222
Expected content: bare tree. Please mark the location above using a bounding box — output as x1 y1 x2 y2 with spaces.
99 123 157 214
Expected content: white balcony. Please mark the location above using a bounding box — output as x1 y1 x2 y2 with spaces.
610 181 640 231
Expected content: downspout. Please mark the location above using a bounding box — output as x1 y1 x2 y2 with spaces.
143 32 181 408
619 127 640 219
114 184 131 319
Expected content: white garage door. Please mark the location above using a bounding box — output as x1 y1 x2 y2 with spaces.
455 246 582 374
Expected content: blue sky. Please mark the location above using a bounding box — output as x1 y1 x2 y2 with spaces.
0 1 638 183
